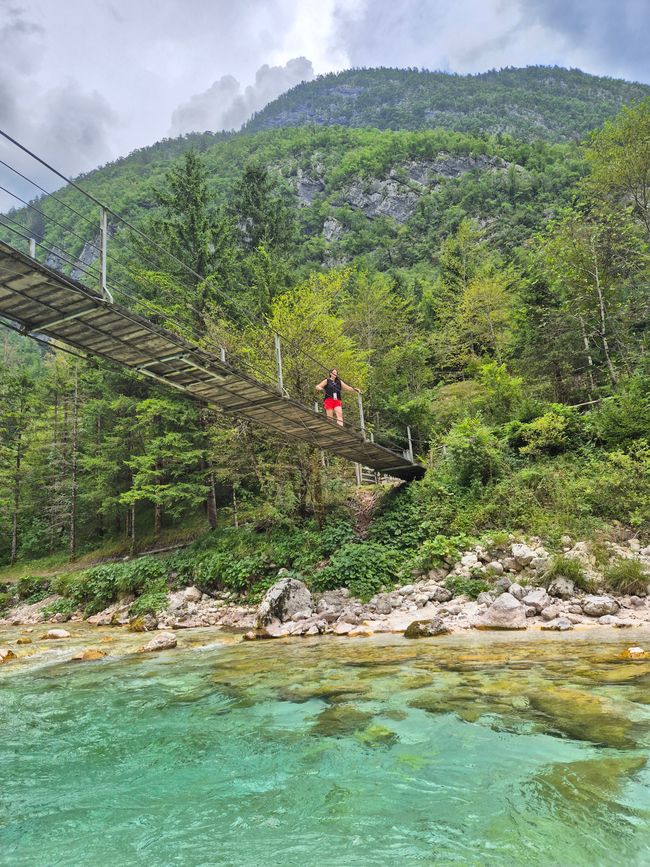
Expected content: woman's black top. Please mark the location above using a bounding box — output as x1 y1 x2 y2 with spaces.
324 377 342 401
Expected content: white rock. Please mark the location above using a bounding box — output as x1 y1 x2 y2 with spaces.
511 543 536 566
508 583 525 601
139 632 177 652
333 621 355 635
42 628 71 639
183 586 202 603
541 617 573 631
541 605 560 621
582 595 619 617
547 577 575 600
486 561 504 575
474 593 527 630
522 588 551 612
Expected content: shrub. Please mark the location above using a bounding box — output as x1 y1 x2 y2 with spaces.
194 552 266 594
444 575 489 599
541 556 593 592
116 558 168 596
517 405 586 457
442 417 507 488
0 590 14 612
15 575 51 602
41 598 77 618
311 542 400 601
409 534 471 572
318 518 356 558
603 558 649 596
368 485 430 549
129 579 169 617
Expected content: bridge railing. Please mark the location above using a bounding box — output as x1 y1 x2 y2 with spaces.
0 128 420 462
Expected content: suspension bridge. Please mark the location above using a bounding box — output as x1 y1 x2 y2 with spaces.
0 132 425 481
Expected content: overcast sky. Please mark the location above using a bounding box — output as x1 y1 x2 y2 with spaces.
1 0 649 188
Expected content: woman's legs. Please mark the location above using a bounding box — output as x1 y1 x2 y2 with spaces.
325 409 335 421
334 405 344 427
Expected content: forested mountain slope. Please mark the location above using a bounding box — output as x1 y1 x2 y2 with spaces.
244 66 650 142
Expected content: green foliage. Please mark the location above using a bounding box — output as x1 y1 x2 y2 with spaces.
41 598 77 618
603 558 649 596
193 552 266 594
409 534 471 571
541 556 592 592
442 418 507 488
128 579 169 616
444 575 490 599
516 406 587 457
0 590 14 612
368 486 430 550
15 575 51 602
311 542 400 600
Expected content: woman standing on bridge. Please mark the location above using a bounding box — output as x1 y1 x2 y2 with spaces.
316 368 359 427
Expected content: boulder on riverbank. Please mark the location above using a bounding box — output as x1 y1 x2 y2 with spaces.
404 618 451 638
473 593 527 630
257 577 313 626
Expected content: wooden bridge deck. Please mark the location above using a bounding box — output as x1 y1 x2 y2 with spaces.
0 242 424 480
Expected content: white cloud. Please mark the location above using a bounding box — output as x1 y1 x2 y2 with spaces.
170 57 315 135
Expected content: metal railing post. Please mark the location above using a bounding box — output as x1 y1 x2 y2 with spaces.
274 333 284 395
357 391 366 440
99 207 113 302
220 346 226 363
28 237 36 258
355 462 362 486
407 426 414 463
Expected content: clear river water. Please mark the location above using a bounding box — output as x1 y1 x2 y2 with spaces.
2 627 650 866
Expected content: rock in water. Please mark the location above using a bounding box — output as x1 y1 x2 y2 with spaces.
0 647 17 663
404 618 451 639
41 628 71 640
257 578 313 626
474 593 527 630
541 617 573 631
138 632 177 653
71 648 107 661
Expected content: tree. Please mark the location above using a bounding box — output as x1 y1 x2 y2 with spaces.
229 163 295 254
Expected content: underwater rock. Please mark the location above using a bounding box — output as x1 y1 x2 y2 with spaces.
528 685 635 748
71 648 107 661
311 704 374 737
582 596 619 617
622 646 650 659
0 647 17 663
474 593 527 630
356 724 399 748
138 632 177 652
16 637 32 645
257 577 313 626
41 628 71 640
404 617 451 639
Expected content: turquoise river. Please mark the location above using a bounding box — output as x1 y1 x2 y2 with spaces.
2 625 650 865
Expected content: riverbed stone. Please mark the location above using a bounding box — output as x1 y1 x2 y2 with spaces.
404 617 451 639
183 586 202 603
508 582 525 601
547 576 575 599
522 588 551 613
0 647 17 663
541 617 573 631
41 628 71 639
582 595 619 618
334 621 355 635
139 632 177 652
541 605 560 621
257 578 313 626
474 593 527 630
71 648 107 661
511 543 536 566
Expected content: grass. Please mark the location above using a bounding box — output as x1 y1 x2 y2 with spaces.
541 555 595 593
603 558 649 596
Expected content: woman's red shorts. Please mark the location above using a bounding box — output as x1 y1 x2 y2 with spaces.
324 398 342 410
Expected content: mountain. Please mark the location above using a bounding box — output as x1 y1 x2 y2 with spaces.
244 66 650 142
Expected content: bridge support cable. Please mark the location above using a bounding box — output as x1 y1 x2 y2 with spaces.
0 242 425 479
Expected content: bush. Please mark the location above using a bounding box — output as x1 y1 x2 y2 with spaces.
129 579 169 616
517 405 586 457
41 598 77 618
442 417 507 488
409 534 471 572
194 552 267 594
444 575 489 599
0 590 14 612
16 575 51 602
368 485 430 549
115 558 168 596
311 542 400 600
541 556 593 592
603 558 649 596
